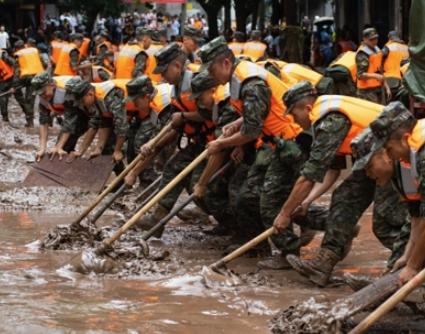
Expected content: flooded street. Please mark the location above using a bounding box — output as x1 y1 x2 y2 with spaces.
1 99 424 333
0 210 391 333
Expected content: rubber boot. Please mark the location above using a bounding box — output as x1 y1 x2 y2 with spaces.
257 253 293 270
136 204 169 238
286 248 340 287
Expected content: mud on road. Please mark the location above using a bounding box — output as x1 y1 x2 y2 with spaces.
1 98 424 333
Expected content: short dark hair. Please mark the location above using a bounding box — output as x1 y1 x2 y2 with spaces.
389 118 417 140
212 48 235 65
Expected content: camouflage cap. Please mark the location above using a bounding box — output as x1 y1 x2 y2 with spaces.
184 27 204 43
126 75 156 101
363 27 379 39
368 101 415 152
153 42 183 74
190 70 217 99
197 36 230 72
31 72 53 95
250 30 262 40
14 40 24 49
65 76 93 98
283 81 317 113
233 31 246 42
351 128 377 171
70 33 84 41
135 26 151 38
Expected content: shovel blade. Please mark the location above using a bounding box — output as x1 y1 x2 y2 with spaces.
200 265 242 288
24 155 114 192
67 249 119 275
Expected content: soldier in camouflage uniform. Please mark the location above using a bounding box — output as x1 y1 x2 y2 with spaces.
132 27 151 77
274 83 410 286
356 28 391 103
354 104 425 284
197 37 327 264
182 27 203 63
124 76 173 188
48 77 101 160
12 40 44 127
0 49 16 122
136 70 231 236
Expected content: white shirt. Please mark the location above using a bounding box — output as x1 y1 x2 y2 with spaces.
0 31 9 49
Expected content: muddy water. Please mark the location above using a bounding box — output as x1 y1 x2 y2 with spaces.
0 209 392 334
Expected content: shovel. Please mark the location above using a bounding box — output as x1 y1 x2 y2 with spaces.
67 149 208 274
67 123 172 230
139 161 233 254
349 268 425 334
209 227 275 272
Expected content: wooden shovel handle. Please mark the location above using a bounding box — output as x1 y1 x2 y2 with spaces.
103 149 208 246
349 267 425 334
72 123 172 225
210 227 276 269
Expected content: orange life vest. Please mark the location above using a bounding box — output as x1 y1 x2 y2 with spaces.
144 43 164 83
356 44 383 89
230 60 302 147
50 40 64 65
38 75 74 114
14 47 44 77
383 41 409 80
394 119 425 201
228 42 244 56
243 41 267 62
115 44 143 79
54 43 79 76
171 69 197 113
310 95 383 155
330 51 357 83
280 63 323 86
401 62 409 76
92 65 113 83
79 38 91 59
0 50 13 81
187 62 200 73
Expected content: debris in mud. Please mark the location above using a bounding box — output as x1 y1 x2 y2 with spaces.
268 297 348 334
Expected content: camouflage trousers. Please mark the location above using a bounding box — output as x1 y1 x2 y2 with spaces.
236 140 321 253
158 142 205 211
14 75 35 122
127 118 160 187
357 88 384 104
195 161 249 231
321 170 410 268
0 79 12 120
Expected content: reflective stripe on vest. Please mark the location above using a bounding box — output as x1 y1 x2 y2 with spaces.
396 160 420 201
52 75 74 110
401 62 409 76
144 44 163 83
79 38 91 58
356 44 383 89
331 51 357 83
172 69 197 113
384 41 409 80
280 63 323 86
115 44 143 79
14 47 44 77
310 95 383 155
230 60 302 143
243 41 267 61
54 43 78 76
93 80 117 118
228 42 244 56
